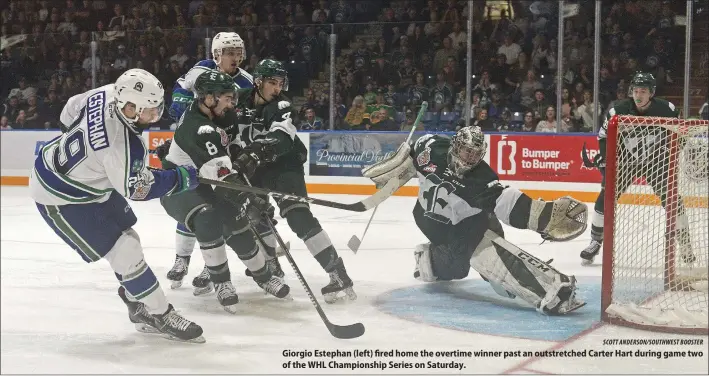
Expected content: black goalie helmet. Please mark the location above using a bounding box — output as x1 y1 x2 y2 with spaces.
448 126 487 178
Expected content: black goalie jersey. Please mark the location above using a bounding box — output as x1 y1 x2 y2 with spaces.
409 134 533 246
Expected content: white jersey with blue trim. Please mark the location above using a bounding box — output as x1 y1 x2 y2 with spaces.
173 60 253 97
30 88 177 206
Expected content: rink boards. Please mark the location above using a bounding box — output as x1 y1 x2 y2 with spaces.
1 130 705 206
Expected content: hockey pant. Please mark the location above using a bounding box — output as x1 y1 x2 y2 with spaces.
160 184 270 282
36 192 169 314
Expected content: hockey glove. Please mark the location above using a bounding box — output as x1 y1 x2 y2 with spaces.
233 139 278 178
155 139 172 161
173 166 199 194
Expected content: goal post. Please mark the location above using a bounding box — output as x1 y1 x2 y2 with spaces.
601 115 708 334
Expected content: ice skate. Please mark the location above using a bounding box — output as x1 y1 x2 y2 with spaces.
214 281 239 314
153 304 205 343
538 275 586 315
256 275 291 299
321 257 357 303
580 240 601 266
192 266 213 296
246 258 285 280
166 255 190 289
118 286 160 334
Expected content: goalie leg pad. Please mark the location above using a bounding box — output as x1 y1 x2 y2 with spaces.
470 230 585 315
362 143 417 189
106 229 169 315
413 243 437 282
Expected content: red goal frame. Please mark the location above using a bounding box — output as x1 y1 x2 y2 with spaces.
600 115 708 334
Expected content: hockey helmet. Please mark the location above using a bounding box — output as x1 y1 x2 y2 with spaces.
448 126 487 178
253 59 289 91
114 68 165 128
212 32 245 66
629 72 656 95
194 70 238 99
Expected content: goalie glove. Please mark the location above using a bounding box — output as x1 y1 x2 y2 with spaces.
528 196 588 242
362 143 417 188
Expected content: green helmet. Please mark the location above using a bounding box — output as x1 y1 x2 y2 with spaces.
629 72 656 95
194 70 237 99
253 59 289 91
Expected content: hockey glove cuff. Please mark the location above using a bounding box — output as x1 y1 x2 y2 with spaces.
173 166 199 194
155 139 172 161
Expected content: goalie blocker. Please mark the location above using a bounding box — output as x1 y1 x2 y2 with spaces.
363 128 587 315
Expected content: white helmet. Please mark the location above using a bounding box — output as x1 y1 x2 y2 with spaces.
212 32 245 66
114 68 164 128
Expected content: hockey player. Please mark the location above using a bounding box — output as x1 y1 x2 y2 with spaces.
160 70 290 312
362 126 588 315
162 31 265 293
580 72 695 265
29 69 205 342
230 59 357 303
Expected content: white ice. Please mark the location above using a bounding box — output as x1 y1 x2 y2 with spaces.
1 187 707 374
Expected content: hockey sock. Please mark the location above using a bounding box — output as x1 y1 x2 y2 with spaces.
303 228 340 272
176 222 197 257
591 190 605 242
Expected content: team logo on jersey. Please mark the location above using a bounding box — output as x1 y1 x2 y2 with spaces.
134 82 143 92
416 147 431 166
131 159 144 173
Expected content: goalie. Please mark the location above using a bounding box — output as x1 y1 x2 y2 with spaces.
363 127 588 315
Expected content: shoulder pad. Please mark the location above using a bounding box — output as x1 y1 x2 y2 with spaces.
195 60 217 69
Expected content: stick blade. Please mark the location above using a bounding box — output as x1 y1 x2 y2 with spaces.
346 236 361 253
328 322 365 339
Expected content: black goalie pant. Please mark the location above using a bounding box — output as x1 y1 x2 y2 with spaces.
413 203 504 281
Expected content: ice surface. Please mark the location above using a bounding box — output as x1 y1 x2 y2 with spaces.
1 187 707 374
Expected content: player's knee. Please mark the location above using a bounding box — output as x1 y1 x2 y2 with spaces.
282 203 320 238
104 229 159 297
188 205 222 243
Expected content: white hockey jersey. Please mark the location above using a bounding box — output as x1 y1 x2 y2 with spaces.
30 86 180 206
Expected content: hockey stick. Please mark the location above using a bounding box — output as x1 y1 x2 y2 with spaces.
346 101 428 253
240 175 365 339
581 142 596 168
199 174 398 212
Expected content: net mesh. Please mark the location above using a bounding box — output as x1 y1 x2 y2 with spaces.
605 116 708 331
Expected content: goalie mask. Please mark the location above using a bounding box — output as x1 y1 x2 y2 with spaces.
448 126 487 178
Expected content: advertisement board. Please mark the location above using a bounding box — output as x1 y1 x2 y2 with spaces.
488 133 602 184
146 131 175 168
308 131 451 177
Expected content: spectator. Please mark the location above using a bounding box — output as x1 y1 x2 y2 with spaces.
23 95 41 129
408 72 429 107
575 90 601 132
299 108 324 130
519 70 543 109
1 115 10 129
1 94 22 121
536 106 558 132
529 89 549 120
472 108 494 131
520 111 537 132
448 22 466 52
429 72 453 111
433 37 456 74
497 33 521 66
344 95 367 129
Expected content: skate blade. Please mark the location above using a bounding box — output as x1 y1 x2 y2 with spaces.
170 280 183 289
163 333 206 344
193 283 214 296
222 304 239 314
134 323 161 334
561 301 587 314
323 287 357 304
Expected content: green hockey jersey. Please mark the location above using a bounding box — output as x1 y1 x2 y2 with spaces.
163 102 233 180
232 88 308 167
598 97 679 162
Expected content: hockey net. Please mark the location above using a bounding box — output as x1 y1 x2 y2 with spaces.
601 115 708 334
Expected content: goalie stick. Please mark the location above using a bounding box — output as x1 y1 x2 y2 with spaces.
581 142 597 168
240 174 365 339
346 101 428 253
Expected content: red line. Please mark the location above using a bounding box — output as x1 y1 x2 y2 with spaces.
500 322 605 374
